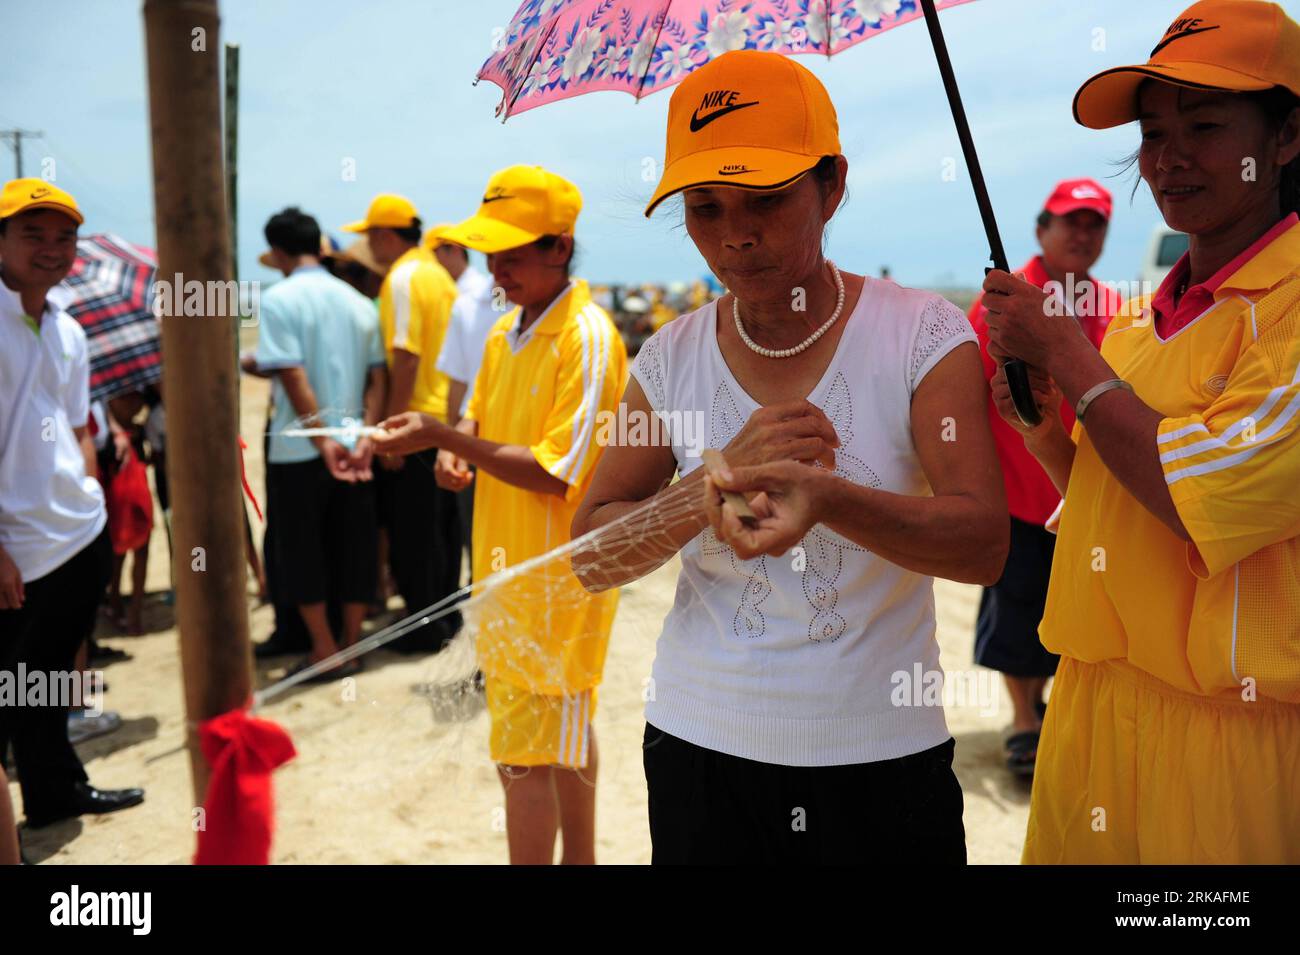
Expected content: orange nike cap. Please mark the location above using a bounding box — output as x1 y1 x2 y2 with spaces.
644 50 841 217
0 178 84 225
1074 0 1300 129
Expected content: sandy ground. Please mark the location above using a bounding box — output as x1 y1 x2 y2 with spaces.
16 360 1034 865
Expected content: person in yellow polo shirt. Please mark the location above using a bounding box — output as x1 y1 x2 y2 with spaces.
374 166 627 865
343 194 462 652
982 0 1300 863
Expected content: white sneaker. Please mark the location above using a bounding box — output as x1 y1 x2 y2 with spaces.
67 711 123 745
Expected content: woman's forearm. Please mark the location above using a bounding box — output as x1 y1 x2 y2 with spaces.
573 469 710 592
1048 337 1189 540
817 474 1007 586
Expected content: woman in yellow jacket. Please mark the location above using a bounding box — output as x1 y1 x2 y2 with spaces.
983 0 1300 863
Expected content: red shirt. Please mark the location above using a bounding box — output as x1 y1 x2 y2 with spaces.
968 256 1120 525
1151 213 1300 340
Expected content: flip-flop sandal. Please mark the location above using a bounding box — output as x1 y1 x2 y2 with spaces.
1005 729 1040 777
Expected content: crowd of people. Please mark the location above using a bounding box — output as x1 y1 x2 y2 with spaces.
1 0 1297 867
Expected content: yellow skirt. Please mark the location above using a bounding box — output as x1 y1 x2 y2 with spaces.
1024 656 1300 864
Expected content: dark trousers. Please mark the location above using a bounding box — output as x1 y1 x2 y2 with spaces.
456 473 474 584
974 516 1061 678
0 530 112 815
643 724 967 865
386 452 462 651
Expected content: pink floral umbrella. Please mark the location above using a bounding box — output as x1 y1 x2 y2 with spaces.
477 0 1041 425
478 0 976 118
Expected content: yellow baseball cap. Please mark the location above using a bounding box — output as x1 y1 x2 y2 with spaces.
421 223 457 251
0 178 84 225
342 193 420 233
1073 0 1300 129
644 50 841 217
439 166 582 254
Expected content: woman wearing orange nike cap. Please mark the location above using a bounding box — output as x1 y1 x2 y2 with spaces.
573 50 1008 864
981 0 1300 862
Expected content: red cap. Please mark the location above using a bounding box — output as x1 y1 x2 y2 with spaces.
1043 178 1112 221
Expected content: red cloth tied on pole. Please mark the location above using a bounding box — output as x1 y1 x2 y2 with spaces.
194 707 295 865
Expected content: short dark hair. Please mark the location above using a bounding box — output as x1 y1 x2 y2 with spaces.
1036 209 1054 230
533 234 577 275
393 218 423 245
1249 85 1300 217
0 217 7 236
264 207 321 257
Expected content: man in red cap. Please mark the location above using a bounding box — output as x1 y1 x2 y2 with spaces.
967 177 1123 778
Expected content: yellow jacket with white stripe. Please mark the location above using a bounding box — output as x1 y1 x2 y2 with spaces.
465 279 627 695
1041 219 1300 702
378 246 458 421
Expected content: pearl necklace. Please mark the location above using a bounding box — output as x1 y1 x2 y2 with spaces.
732 260 845 359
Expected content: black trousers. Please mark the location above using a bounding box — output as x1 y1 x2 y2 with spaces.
643 724 967 865
0 530 112 815
384 453 462 650
266 458 378 607
974 516 1061 678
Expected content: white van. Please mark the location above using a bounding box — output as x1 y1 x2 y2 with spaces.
1140 226 1190 291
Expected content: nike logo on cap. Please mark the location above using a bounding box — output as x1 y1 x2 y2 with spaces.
482 194 515 203
690 90 759 132
30 187 50 199
1150 18 1219 56
718 165 759 176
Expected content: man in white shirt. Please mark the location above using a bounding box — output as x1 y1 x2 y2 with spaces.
425 226 502 566
0 178 145 829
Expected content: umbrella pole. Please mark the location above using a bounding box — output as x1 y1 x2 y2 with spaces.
918 0 1041 427
144 0 253 808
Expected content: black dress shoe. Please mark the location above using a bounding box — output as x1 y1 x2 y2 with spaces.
25 782 145 829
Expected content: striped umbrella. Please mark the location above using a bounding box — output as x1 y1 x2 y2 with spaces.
61 233 162 402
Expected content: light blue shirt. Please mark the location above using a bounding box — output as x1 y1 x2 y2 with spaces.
255 265 385 464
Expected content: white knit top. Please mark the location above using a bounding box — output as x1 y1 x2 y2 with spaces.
630 276 976 766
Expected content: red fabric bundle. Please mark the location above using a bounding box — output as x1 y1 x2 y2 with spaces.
106 446 154 555
194 707 296 865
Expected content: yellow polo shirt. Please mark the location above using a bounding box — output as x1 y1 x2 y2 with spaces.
465 279 628 695
379 246 458 421
1041 219 1300 702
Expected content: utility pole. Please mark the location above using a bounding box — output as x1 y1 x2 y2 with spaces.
1 129 43 178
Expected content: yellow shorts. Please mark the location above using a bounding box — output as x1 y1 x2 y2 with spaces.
1024 655 1300 864
485 678 596 769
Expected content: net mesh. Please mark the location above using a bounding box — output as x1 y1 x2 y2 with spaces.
251 414 709 816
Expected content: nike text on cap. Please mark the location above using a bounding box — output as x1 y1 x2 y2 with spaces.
1073 0 1300 129
1043 178 1113 221
644 49 841 216
0 178 84 226
438 165 582 255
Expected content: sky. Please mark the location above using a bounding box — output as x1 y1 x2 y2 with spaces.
3 0 1297 289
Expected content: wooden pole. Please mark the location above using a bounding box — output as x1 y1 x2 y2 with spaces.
144 0 252 807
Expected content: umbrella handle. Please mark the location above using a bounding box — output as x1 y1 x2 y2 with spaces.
920 0 1042 428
